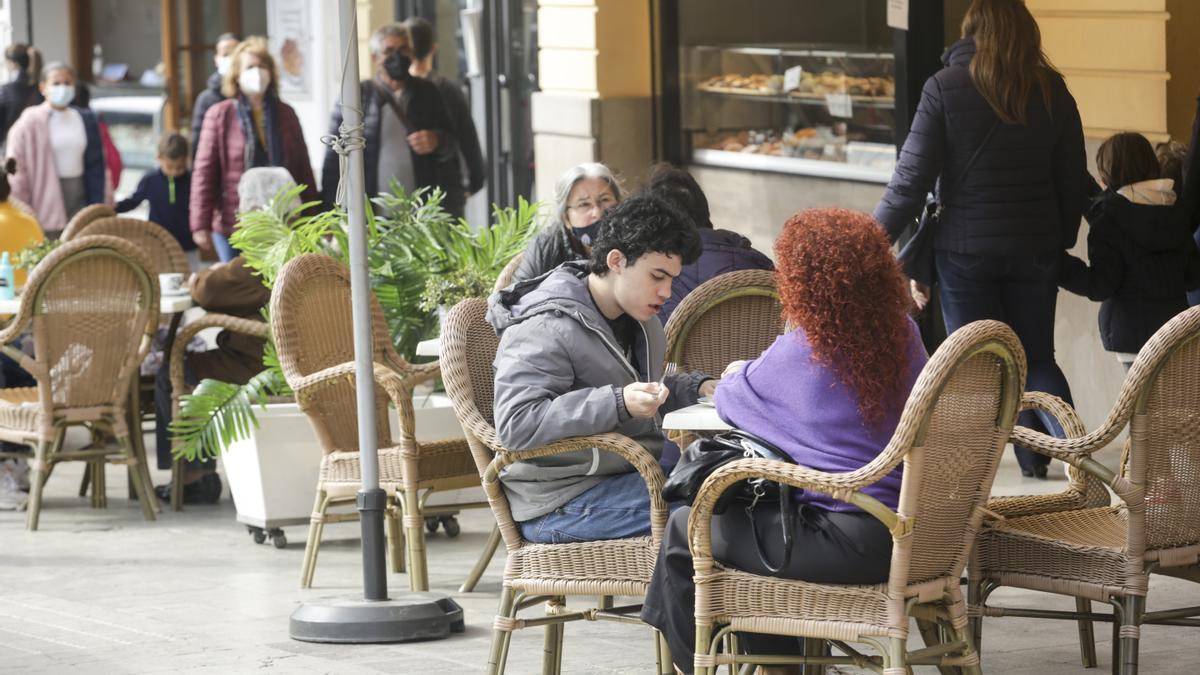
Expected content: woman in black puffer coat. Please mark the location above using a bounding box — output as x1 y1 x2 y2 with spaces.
873 0 1089 478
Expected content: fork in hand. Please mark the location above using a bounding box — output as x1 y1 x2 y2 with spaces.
657 362 678 395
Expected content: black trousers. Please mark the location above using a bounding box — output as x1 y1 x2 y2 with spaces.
641 503 893 674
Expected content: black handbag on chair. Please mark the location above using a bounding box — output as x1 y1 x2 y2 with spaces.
897 121 1000 286
663 430 798 573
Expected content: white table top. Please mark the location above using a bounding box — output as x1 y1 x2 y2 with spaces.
661 403 731 432
0 292 194 314
416 337 440 358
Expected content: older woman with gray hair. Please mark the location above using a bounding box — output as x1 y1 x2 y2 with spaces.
512 161 623 283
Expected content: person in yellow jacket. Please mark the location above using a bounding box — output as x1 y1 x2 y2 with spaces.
0 157 43 287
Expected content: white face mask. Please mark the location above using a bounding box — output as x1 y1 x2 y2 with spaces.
47 84 75 108
237 67 269 96
216 55 232 76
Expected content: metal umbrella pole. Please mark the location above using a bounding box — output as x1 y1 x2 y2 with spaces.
289 0 463 643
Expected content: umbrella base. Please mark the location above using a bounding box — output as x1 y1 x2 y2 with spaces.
289 593 465 643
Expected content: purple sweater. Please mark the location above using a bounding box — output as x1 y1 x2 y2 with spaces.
714 319 928 512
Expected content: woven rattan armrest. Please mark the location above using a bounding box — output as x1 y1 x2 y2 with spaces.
1009 394 1125 489
290 360 421 405
168 314 271 405
486 432 670 545
388 357 439 388
987 392 1111 517
687 457 901 560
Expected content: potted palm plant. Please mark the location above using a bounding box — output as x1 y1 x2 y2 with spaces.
170 183 540 540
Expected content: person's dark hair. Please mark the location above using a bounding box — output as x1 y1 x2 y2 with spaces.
588 194 702 276
644 163 711 230
0 158 16 202
1156 140 1187 196
5 44 40 82
961 0 1061 125
403 17 436 60
157 132 189 161
1096 132 1159 190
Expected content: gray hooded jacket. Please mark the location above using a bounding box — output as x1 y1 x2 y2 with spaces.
487 261 706 520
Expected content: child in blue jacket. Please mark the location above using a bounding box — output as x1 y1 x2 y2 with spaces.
116 131 197 269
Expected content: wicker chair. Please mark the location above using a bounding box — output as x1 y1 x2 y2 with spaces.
69 217 190 276
969 305 1200 675
165 313 273 512
0 235 160 529
68 218 191 502
686 320 1026 674
491 251 524 293
270 253 489 591
59 204 118 240
440 297 675 675
663 269 783 378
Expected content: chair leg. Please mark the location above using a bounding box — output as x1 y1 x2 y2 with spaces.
1117 595 1141 675
385 504 403 574
488 585 518 675
1076 598 1098 668
967 579 983 653
25 439 50 531
543 597 565 675
92 460 107 509
460 525 502 593
695 619 714 675
915 619 956 675
170 457 185 512
120 435 156 522
300 490 329 588
882 636 911 675
802 638 827 675
398 488 429 592
655 629 674 675
78 463 90 497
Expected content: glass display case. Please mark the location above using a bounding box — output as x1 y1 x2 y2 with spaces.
682 44 897 182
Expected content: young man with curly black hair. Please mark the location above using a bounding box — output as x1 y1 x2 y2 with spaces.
486 193 715 543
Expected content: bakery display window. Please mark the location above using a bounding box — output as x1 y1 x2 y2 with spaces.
682 44 897 183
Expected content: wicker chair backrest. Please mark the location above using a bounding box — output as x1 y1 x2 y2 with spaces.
491 252 524 293
78 217 190 276
25 235 157 411
664 269 783 377
439 297 503 476
59 204 116 240
270 253 395 454
1124 306 1200 553
894 320 1026 588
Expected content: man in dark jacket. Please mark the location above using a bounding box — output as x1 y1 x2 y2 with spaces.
320 23 458 212
488 195 714 543
189 33 240 160
872 36 1089 478
644 164 773 321
403 17 485 220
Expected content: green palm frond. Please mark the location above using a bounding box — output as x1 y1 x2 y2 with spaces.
170 368 288 463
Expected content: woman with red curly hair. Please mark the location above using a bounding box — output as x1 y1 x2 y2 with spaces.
642 208 929 674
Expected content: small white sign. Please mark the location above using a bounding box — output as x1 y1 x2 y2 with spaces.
826 92 854 119
888 0 909 31
783 65 804 93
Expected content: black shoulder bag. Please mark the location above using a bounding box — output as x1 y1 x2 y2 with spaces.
898 120 999 285
663 430 797 573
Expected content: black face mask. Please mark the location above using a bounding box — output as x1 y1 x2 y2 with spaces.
572 222 602 247
383 51 413 83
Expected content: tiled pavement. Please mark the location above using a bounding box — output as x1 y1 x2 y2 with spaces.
2 436 1197 674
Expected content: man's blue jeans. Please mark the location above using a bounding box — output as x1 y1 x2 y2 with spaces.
519 471 654 544
211 231 240 263
936 250 1073 472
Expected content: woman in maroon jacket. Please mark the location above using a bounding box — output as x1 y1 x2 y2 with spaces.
190 36 317 261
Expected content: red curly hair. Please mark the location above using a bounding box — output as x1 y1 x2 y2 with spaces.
774 208 913 428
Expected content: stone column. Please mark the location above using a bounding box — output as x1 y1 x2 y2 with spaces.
533 0 654 200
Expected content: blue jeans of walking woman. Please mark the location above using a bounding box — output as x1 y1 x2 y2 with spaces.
936 250 1072 474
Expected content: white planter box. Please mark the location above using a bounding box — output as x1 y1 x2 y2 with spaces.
222 392 481 530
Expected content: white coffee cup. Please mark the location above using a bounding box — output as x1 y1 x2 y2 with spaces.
159 272 185 296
